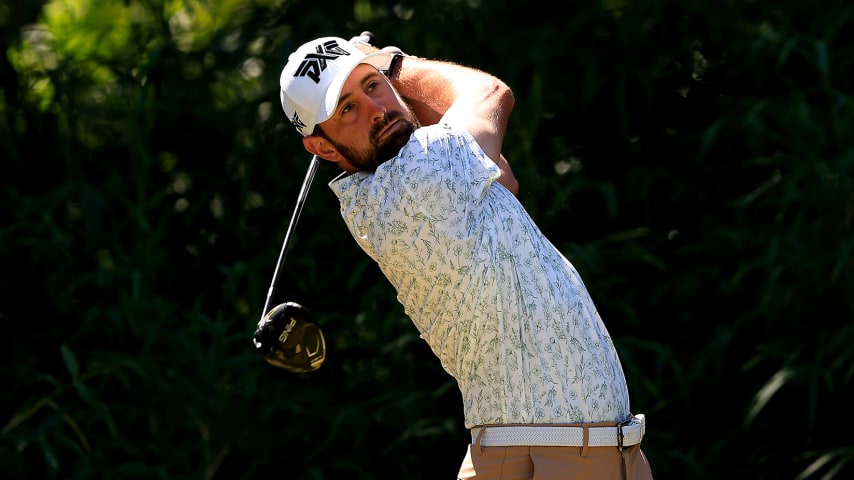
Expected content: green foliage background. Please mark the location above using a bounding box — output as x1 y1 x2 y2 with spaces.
2 0 853 478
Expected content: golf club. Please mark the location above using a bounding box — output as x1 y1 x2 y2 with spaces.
260 154 319 319
259 31 375 315
253 32 381 372
253 155 326 373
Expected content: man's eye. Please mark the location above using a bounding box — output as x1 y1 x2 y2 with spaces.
341 103 353 114
366 82 378 92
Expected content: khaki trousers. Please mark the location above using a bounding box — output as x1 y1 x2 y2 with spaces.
456 443 653 480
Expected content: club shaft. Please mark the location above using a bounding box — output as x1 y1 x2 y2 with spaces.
261 155 320 320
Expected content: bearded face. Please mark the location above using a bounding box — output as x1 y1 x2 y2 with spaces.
321 108 419 173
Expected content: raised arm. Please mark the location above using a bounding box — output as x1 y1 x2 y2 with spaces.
394 58 512 154
354 41 518 195
394 56 518 195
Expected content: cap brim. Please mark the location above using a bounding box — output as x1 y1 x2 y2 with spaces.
317 51 392 127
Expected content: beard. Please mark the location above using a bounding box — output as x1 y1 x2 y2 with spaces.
332 109 419 173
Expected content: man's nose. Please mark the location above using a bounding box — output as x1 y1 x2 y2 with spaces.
368 99 386 124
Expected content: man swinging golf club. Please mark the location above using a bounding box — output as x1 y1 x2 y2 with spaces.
263 33 655 479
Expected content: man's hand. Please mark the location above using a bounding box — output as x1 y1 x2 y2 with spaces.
349 31 407 56
348 31 376 52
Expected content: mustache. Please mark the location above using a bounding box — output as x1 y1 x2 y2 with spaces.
370 110 405 141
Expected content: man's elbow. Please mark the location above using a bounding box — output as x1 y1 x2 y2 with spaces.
499 81 515 112
489 78 515 114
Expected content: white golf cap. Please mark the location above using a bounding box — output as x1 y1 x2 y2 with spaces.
279 37 391 136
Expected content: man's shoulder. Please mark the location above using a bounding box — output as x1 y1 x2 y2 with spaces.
413 122 468 140
406 123 493 171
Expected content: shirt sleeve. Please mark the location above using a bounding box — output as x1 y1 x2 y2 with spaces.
392 124 501 227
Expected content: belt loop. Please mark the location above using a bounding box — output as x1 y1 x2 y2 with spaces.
580 425 590 457
474 427 487 453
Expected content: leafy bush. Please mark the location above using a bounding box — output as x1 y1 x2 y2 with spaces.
2 0 852 479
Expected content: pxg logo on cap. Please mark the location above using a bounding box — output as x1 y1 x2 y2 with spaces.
279 37 390 136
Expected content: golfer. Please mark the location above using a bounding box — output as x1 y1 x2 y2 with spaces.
278 35 654 479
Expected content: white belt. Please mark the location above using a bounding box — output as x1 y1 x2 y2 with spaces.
471 414 646 448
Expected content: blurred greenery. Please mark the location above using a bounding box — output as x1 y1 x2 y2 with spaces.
2 0 852 478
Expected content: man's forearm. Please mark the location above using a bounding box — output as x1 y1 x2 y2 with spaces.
388 59 442 125
394 56 514 161
390 56 511 126
352 42 510 128
390 56 459 125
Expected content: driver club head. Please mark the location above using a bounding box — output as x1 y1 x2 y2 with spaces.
254 301 326 373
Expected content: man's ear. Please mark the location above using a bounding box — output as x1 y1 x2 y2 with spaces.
303 136 342 163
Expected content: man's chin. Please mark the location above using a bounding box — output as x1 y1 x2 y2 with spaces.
377 124 414 161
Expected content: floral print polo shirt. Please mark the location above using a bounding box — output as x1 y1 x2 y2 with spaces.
330 123 630 428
